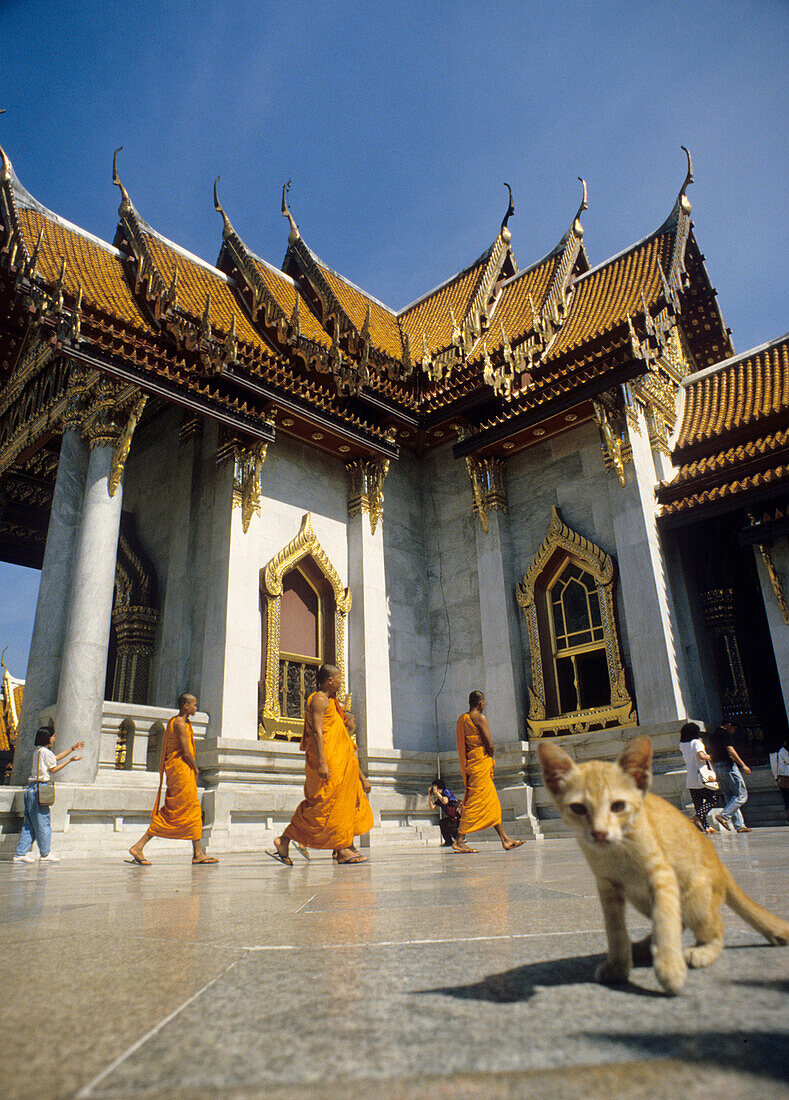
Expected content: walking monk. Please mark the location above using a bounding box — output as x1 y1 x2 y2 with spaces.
128 693 218 865
453 690 524 854
270 664 373 865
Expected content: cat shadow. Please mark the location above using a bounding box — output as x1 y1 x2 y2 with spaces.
417 952 662 1003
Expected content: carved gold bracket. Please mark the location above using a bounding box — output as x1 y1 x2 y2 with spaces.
516 506 635 737
593 399 629 487
465 456 508 533
109 393 148 497
259 514 351 734
346 457 391 534
757 543 789 625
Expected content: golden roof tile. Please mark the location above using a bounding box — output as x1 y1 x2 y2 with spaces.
315 262 403 359
399 259 487 355
249 257 331 349
17 208 148 327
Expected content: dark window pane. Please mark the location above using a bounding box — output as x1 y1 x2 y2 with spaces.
577 648 610 709
556 656 578 713
588 590 602 629
563 578 591 636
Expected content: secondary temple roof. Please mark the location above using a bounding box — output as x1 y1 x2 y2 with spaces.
658 332 789 525
0 142 744 565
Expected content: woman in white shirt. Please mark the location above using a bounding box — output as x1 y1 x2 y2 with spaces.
12 727 83 863
769 738 789 824
679 721 718 834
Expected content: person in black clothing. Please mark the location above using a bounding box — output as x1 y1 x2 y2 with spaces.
709 719 752 833
428 779 461 846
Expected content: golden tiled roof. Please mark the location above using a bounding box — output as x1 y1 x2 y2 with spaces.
17 209 148 327
143 232 263 349
315 261 403 359
469 255 559 363
399 258 487 355
674 337 789 452
546 232 672 359
658 334 789 520
249 257 331 349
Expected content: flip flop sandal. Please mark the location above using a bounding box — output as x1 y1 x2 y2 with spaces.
265 849 293 866
125 854 151 865
336 854 367 864
192 856 219 864
293 843 311 861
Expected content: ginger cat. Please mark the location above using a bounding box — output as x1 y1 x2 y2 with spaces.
538 735 789 995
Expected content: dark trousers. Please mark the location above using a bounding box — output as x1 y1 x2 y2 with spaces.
689 787 719 829
439 817 459 845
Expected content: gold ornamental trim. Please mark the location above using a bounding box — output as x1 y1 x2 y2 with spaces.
346 457 390 534
259 514 351 731
516 507 635 738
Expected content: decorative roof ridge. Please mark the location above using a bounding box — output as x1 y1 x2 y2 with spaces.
497 251 559 291
573 227 665 284
136 213 234 285
1 146 124 261
658 145 694 233
680 331 788 388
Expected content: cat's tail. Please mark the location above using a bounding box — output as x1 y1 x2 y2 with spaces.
724 869 789 945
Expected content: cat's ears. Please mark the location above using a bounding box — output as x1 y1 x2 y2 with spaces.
537 741 578 794
618 736 653 790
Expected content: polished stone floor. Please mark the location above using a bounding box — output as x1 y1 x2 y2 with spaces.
2 830 788 1099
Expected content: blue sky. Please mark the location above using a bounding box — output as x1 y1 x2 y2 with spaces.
1 0 787 675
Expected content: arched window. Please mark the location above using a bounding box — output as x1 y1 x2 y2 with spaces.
517 507 635 737
259 514 351 740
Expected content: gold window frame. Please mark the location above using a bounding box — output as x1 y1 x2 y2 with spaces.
259 513 351 740
516 507 635 738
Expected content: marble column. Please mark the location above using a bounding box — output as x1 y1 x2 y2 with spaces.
347 512 394 758
55 443 124 783
473 509 525 740
11 429 89 785
609 405 689 723
753 538 789 725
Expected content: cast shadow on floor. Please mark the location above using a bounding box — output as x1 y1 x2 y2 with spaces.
417 951 662 1003
584 1030 789 1083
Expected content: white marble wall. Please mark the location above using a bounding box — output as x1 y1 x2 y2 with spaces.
422 447 484 751
381 453 434 750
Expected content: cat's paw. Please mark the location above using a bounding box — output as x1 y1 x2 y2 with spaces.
685 941 723 968
654 952 687 994
595 958 630 985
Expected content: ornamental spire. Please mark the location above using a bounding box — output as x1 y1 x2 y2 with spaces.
500 182 515 240
213 176 235 240
281 180 300 243
111 147 134 216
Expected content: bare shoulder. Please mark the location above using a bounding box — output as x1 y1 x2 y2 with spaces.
172 714 189 734
310 690 330 714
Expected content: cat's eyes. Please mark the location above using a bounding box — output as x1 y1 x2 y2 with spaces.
611 800 626 812
569 802 587 816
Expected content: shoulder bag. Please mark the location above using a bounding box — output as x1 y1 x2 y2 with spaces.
37 748 55 807
698 762 719 790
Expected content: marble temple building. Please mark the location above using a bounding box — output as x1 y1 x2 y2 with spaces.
0 143 787 852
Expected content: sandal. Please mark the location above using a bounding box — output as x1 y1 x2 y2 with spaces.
294 843 311 861
265 849 293 866
125 853 151 866
192 856 219 864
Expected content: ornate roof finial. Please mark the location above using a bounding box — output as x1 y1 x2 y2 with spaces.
0 142 11 185
282 180 299 243
678 145 694 214
213 176 235 240
573 177 588 238
112 147 133 215
500 182 515 240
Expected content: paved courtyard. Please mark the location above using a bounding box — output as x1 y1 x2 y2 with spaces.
2 829 788 1099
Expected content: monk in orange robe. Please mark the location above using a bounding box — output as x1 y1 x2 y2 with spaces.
128 693 218 865
453 690 524 854
271 664 373 865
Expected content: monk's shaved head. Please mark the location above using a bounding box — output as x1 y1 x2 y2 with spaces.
178 692 197 708
317 664 340 687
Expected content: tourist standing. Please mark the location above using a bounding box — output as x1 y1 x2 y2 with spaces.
12 728 84 863
710 719 752 833
769 738 789 824
128 694 218 865
453 691 524 854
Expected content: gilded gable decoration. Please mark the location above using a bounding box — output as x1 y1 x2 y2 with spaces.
516 507 635 737
593 398 630 486
259 514 351 738
346 456 391 534
465 456 508 533
113 149 237 377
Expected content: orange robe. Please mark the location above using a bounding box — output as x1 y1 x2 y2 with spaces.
149 716 202 840
286 694 373 849
457 713 502 834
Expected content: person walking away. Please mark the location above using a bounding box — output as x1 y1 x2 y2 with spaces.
710 719 751 833
678 722 718 833
128 693 218 865
453 690 524 854
12 727 84 863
